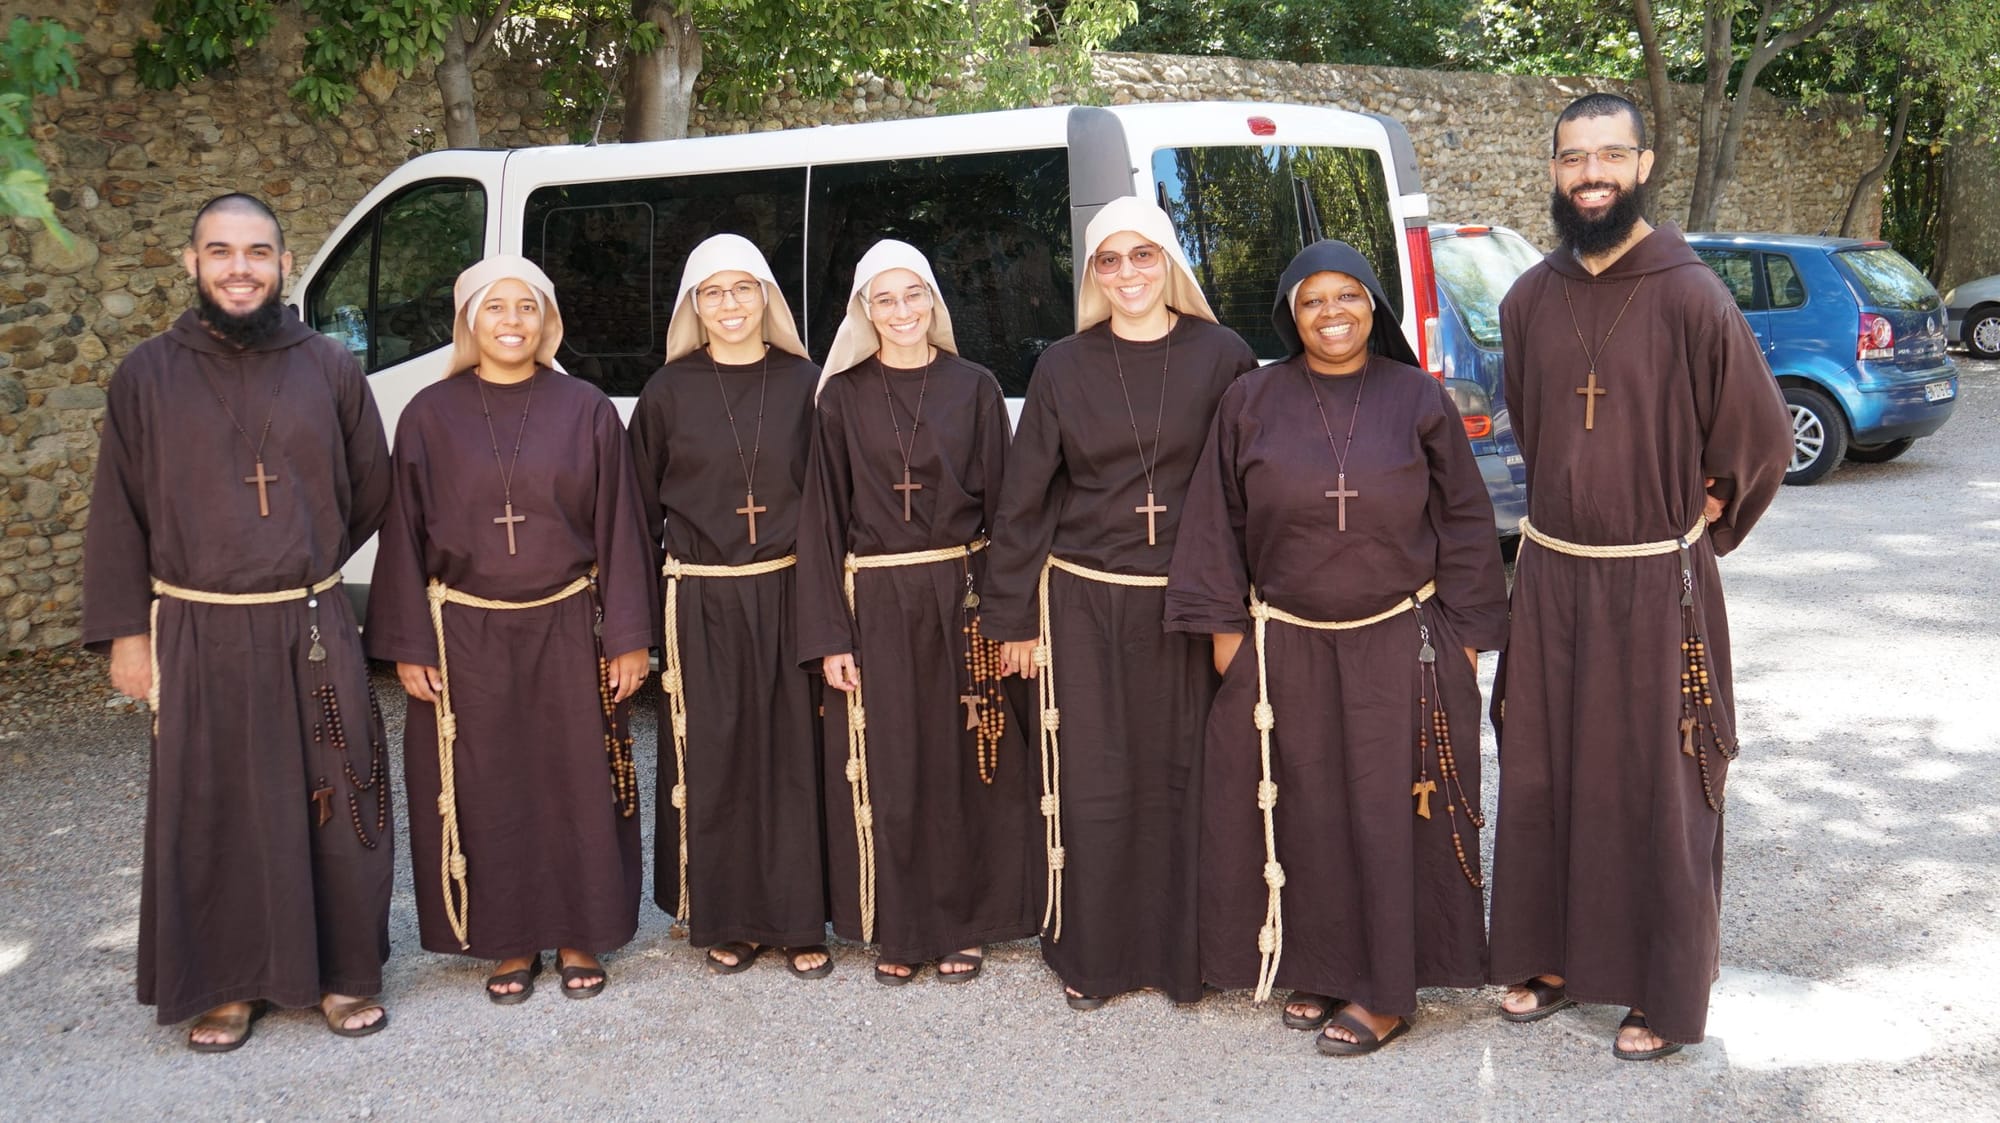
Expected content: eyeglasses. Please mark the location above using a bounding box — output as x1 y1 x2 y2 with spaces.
1091 244 1165 275
696 281 763 308
869 288 934 314
1554 145 1645 170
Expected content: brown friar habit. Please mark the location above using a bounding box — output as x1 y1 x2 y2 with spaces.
81 309 395 1025
795 354 1039 964
1488 223 1790 1045
984 316 1256 1002
1166 351 1507 1011
628 349 829 948
365 367 657 959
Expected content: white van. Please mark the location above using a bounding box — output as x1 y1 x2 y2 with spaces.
290 101 1439 592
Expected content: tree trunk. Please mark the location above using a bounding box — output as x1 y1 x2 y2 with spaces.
438 15 482 149
1632 0 1677 225
1838 85 1910 238
1685 0 1734 230
1934 136 2000 292
625 0 703 142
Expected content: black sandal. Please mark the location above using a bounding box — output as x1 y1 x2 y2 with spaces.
558 954 608 999
705 942 762 976
1065 988 1108 1011
485 956 542 1006
1499 977 1575 1023
874 961 919 987
1282 992 1345 1031
783 945 834 979
937 951 984 984
1612 1012 1684 1061
1315 1010 1410 1057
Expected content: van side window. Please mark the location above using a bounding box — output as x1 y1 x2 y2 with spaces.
1764 254 1806 309
524 169 808 399
806 148 1072 398
1153 145 1400 358
305 180 486 373
1695 249 1759 311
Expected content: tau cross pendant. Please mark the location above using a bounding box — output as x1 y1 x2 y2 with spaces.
494 501 526 556
1575 369 1606 430
244 459 278 518
959 693 984 731
311 784 336 828
893 466 923 522
1135 489 1168 546
1325 472 1359 532
1411 779 1437 820
736 490 768 545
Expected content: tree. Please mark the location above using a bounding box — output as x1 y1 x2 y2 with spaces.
1112 0 1470 68
0 16 81 241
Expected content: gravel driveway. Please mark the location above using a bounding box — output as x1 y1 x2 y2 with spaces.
3 359 1995 1122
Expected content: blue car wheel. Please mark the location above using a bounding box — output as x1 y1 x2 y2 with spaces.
1782 385 1847 485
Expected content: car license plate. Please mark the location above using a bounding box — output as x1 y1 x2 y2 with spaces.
1925 380 1954 402
1505 454 1524 466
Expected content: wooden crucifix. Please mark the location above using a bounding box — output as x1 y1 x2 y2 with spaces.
312 783 336 828
1135 490 1168 546
244 460 278 518
1411 778 1437 820
959 693 984 731
1325 473 1359 532
1575 369 1606 430
736 490 767 545
494 501 526 556
893 467 923 522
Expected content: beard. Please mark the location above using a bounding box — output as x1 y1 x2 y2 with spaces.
196 280 286 348
1549 180 1647 258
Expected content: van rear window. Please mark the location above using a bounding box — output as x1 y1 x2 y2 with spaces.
1833 247 1937 312
1433 230 1542 347
1152 145 1399 357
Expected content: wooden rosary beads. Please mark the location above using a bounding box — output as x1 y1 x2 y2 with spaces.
1413 609 1484 889
310 680 390 849
595 650 640 818
959 567 1006 784
1680 611 1736 814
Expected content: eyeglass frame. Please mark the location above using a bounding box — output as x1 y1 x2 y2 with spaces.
695 280 765 309
867 287 935 314
1552 144 1647 170
1090 243 1167 275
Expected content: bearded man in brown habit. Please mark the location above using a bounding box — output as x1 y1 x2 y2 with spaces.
1486 94 1790 1060
83 193 395 1052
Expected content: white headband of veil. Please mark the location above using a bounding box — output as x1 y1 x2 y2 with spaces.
662 233 809 364
449 254 566 375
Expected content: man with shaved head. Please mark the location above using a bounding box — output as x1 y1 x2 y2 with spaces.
82 193 396 1051
1485 94 1790 1060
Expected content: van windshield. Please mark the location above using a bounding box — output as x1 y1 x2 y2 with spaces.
1433 230 1542 348
1833 247 1937 312
1152 145 1400 357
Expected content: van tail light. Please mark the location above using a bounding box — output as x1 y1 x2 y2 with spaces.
1858 313 1894 360
1463 414 1493 439
1443 378 1492 440
1247 116 1277 136
1406 225 1443 377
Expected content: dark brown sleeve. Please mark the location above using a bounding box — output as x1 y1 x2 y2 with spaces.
627 368 672 556
1421 378 1509 651
80 361 154 652
332 347 393 550
1691 281 1791 555
1164 381 1252 635
591 397 661 659
794 388 857 663
361 409 441 667
981 356 1064 641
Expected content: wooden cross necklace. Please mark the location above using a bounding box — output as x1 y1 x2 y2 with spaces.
711 350 770 544
200 368 284 517
476 370 536 556
1304 361 1368 532
879 352 932 522
1109 318 1173 546
1560 275 1647 431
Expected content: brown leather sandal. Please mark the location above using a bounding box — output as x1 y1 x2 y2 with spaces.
322 996 388 1038
187 1000 267 1054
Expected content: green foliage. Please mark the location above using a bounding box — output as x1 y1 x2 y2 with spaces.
0 16 82 239
1114 0 1470 68
133 0 276 89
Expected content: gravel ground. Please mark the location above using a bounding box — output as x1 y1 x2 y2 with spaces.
2 359 1996 1121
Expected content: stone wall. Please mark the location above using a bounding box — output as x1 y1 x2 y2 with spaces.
3 0 1876 650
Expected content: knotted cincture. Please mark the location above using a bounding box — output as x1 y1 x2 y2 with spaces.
1033 555 1169 942
1245 580 1436 1001
658 552 798 932
147 571 347 736
839 539 986 944
1518 516 1731 810
427 569 594 950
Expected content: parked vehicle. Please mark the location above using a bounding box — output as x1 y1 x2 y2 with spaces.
1685 233 1958 485
1428 222 1535 541
1942 273 2000 359
292 101 1442 596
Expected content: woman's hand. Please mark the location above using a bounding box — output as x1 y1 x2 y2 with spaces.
398 662 443 703
606 648 651 704
109 634 151 700
822 653 861 693
1212 632 1245 676
1000 639 1040 680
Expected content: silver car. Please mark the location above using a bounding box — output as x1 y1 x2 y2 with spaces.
1943 273 2000 359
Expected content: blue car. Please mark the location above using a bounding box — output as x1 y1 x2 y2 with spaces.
1686 233 1958 485
1429 222 1535 541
